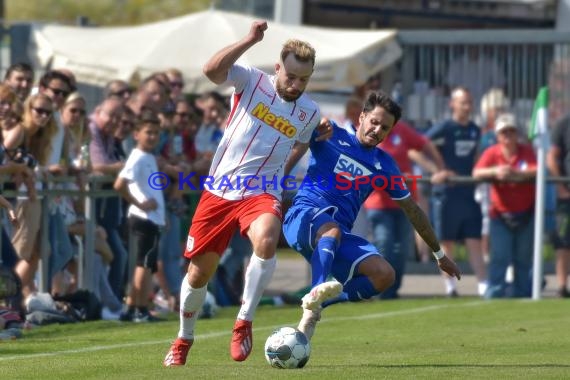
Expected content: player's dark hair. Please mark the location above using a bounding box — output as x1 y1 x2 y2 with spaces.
4 62 34 81
362 91 402 124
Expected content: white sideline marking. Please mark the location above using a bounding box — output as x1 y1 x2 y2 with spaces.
0 301 485 362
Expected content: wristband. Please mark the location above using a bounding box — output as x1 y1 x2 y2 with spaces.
433 249 444 260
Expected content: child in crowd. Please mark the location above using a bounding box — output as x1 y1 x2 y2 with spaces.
114 110 165 322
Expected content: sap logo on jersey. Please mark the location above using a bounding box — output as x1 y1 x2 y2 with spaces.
252 102 297 138
334 154 372 178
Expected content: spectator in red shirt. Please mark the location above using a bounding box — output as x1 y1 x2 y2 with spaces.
364 120 444 298
473 113 537 298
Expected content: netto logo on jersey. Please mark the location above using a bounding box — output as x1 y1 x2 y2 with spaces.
334 154 372 178
252 102 297 138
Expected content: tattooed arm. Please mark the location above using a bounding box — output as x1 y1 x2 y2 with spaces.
396 196 461 279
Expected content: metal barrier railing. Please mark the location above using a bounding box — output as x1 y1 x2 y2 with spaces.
1 174 568 295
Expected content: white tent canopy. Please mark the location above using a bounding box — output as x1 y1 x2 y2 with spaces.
30 9 401 93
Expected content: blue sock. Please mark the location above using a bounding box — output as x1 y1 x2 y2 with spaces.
322 276 379 308
311 236 338 287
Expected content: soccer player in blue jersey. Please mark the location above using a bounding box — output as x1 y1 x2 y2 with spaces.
283 91 461 340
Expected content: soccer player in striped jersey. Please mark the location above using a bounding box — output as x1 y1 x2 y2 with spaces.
164 20 332 366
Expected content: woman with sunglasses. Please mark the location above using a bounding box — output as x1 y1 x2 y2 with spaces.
61 92 89 170
8 93 58 301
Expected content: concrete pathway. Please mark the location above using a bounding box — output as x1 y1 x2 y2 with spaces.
267 258 560 299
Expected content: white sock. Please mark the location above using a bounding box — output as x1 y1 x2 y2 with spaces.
238 254 276 321
445 277 457 294
177 274 207 340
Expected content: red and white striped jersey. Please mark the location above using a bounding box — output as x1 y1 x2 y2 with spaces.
207 63 320 200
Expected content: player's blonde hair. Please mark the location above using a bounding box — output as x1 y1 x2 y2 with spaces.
281 39 316 68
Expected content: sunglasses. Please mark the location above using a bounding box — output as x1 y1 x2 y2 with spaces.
33 107 52 117
69 108 86 116
170 81 184 88
49 87 70 98
111 88 132 97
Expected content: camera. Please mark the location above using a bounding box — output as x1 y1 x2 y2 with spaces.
13 148 38 169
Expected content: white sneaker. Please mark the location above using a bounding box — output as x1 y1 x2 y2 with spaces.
101 306 122 321
297 307 321 341
301 280 343 311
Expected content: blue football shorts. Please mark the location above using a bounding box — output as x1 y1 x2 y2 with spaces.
283 204 381 284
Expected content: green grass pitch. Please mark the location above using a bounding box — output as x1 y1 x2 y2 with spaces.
2 298 569 379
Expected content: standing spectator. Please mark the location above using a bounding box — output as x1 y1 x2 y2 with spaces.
163 21 329 366
546 58 570 298
173 99 200 256
115 106 136 159
60 92 89 168
165 68 185 102
364 120 445 299
476 88 511 265
114 110 165 322
38 70 76 293
194 92 224 162
473 113 536 298
547 109 570 298
105 80 133 103
10 94 58 300
3 63 34 102
0 85 36 203
427 87 487 297
126 76 167 116
89 98 127 300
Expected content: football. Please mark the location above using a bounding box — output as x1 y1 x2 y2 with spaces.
264 327 311 369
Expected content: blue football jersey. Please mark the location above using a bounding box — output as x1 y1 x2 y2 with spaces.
426 119 480 197
292 121 410 230
426 119 480 176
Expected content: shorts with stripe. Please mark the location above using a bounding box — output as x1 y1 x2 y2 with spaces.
184 191 282 258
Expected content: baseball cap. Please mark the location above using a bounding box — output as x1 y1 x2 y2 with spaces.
494 113 518 133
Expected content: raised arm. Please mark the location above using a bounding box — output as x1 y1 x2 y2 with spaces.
396 196 461 279
203 21 268 85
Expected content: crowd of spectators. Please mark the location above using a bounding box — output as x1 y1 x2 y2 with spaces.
0 63 232 332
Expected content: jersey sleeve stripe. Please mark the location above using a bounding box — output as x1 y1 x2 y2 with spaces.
225 91 242 128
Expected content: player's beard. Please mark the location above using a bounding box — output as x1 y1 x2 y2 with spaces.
276 82 302 102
